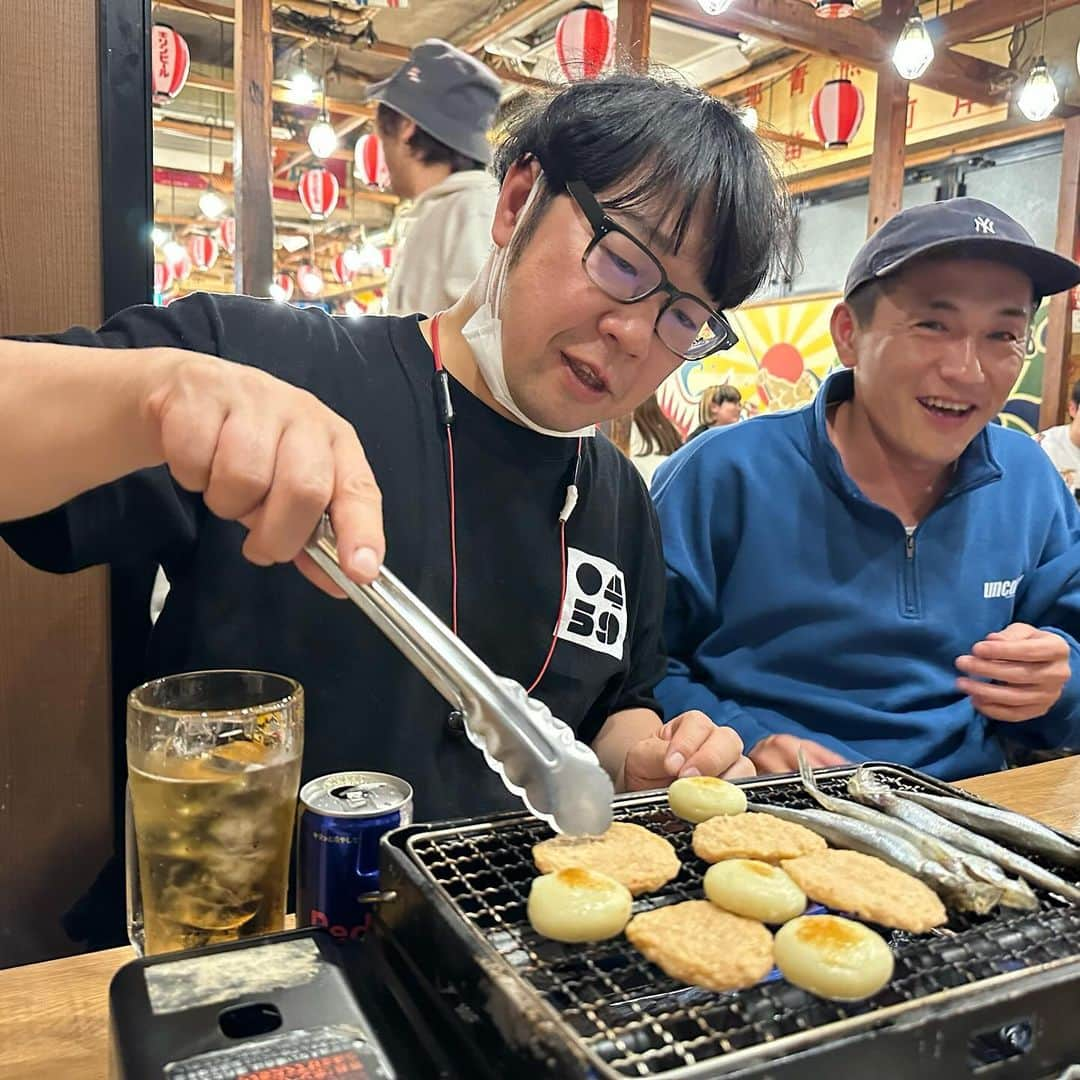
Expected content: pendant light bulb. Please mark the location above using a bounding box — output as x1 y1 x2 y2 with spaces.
696 0 733 13
151 227 169 248
893 12 935 80
1017 57 1059 122
163 240 186 266
308 116 338 159
198 190 227 219
344 299 364 318
289 67 318 105
269 279 289 302
739 106 759 132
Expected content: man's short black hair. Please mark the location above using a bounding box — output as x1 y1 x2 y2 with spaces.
375 103 485 173
1071 378 1080 410
846 279 883 327
492 73 792 312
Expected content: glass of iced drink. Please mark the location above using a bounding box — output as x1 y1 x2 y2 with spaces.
125 670 303 956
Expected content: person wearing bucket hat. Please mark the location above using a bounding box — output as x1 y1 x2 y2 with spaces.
654 197 1080 781
367 40 502 317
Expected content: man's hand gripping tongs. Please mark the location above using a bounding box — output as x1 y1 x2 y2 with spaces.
304 516 614 836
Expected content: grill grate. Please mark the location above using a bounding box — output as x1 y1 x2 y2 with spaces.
405 769 1080 1077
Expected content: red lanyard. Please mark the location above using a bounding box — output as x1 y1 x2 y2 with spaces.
430 314 578 694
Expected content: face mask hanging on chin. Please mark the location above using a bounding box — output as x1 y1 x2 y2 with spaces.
461 174 597 440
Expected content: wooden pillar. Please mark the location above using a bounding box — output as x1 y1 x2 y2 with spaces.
617 0 653 72
233 0 274 296
867 0 909 236
1040 113 1080 429
0 0 113 968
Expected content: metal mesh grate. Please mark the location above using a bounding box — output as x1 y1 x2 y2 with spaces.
406 770 1080 1077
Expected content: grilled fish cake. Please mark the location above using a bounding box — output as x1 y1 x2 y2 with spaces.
693 811 827 864
782 849 947 932
533 821 681 896
626 900 774 992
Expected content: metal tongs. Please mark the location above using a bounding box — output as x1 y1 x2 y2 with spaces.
304 516 614 836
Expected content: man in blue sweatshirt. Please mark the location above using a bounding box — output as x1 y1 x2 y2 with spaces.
653 198 1080 780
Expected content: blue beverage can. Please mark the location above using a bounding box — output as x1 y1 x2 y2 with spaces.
297 771 413 942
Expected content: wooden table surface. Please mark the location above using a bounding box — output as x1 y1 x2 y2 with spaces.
1 756 1077 1080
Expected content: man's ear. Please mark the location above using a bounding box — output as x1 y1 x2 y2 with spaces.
1070 400 1078 420
831 302 860 371
491 158 542 249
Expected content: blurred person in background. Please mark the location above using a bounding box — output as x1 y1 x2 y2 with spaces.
687 383 741 440
370 40 502 317
1035 378 1080 495
630 394 683 486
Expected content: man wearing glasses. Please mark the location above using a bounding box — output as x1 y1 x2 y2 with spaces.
2 73 789 821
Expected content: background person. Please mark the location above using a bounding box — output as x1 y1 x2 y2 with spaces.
630 394 683 486
1035 378 1080 493
687 383 742 440
369 39 502 317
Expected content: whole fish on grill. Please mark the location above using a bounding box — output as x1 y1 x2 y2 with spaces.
897 788 1080 869
848 768 1076 907
746 801 992 913
795 755 1002 914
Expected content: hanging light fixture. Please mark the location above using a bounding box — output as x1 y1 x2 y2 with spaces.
696 0 733 13
739 106 759 132
288 53 319 105
269 273 294 302
308 116 337 159
553 7 615 81
810 78 866 148
343 299 365 318
199 125 227 219
1018 58 1059 120
307 45 337 158
892 4 935 80
1018 0 1059 122
151 227 168 248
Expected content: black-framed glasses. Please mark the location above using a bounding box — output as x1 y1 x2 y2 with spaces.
565 179 739 361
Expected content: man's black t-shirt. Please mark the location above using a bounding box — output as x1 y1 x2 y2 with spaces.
3 294 666 820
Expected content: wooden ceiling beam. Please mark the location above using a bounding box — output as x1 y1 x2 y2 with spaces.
184 71 374 120
154 115 357 166
617 0 654 70
458 0 555 53
653 0 1008 105
929 0 1076 50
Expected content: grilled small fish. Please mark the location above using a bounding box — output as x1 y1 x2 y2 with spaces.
747 801 990 913
849 769 1076 908
796 754 1001 914
899 789 1080 870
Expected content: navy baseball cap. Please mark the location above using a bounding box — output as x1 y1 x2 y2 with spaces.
843 197 1080 302
366 39 501 165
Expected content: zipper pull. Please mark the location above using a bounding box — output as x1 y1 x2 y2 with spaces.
905 531 915 560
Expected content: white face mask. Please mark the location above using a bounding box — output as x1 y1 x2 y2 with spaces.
461 175 596 440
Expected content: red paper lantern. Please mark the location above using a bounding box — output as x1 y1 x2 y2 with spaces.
809 79 865 148
297 168 340 220
271 273 294 302
381 246 394 270
217 216 236 256
297 264 324 298
186 234 219 272
814 0 858 16
554 7 614 81
153 261 175 294
152 25 191 102
332 252 356 285
354 133 389 188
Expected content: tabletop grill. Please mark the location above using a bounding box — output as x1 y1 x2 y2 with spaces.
377 764 1080 1079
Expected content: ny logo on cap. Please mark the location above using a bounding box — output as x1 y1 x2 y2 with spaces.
974 216 995 234
406 65 422 83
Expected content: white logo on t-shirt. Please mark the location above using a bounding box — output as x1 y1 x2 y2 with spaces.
557 548 628 660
